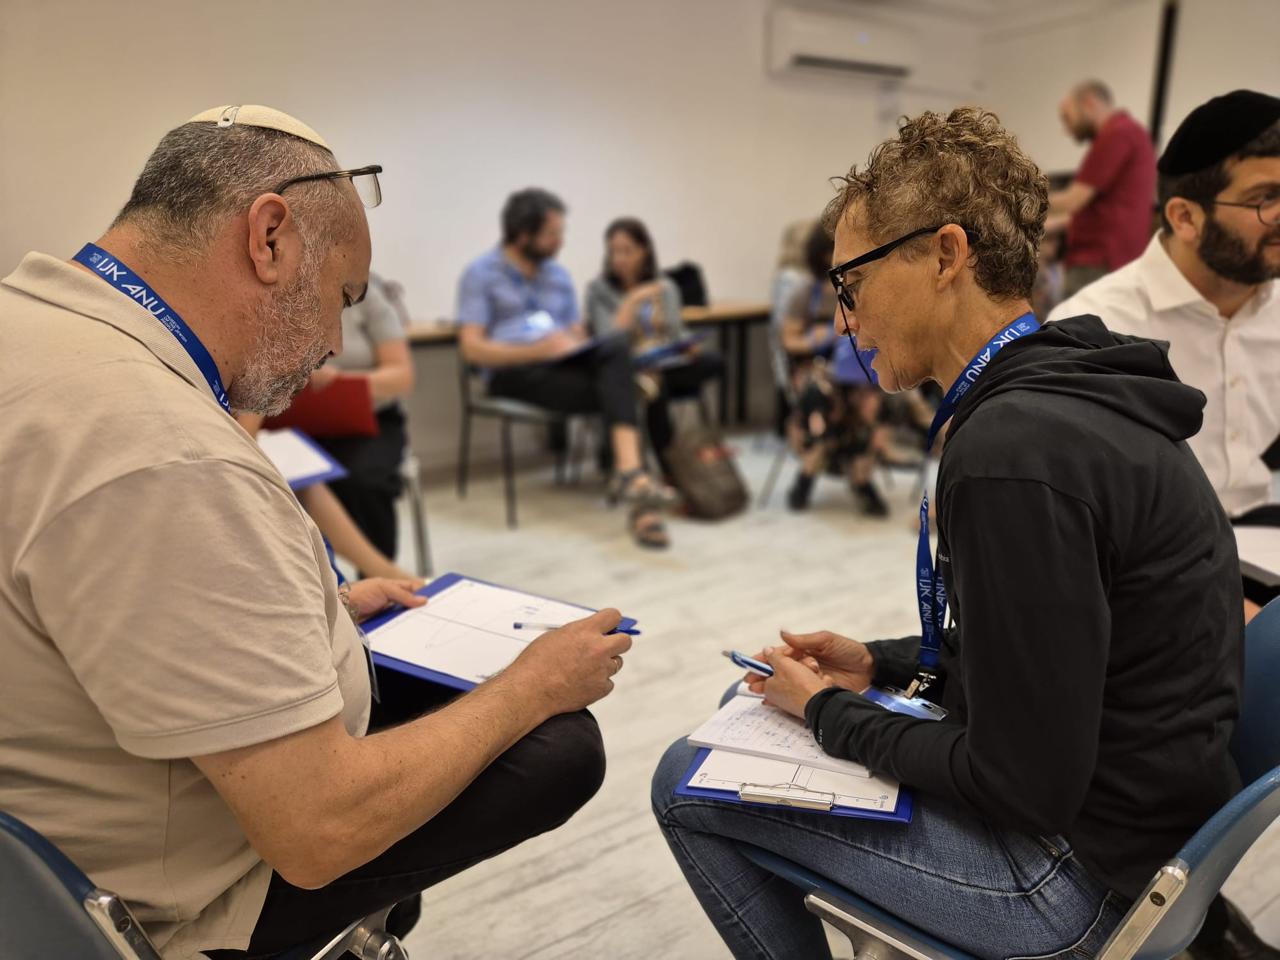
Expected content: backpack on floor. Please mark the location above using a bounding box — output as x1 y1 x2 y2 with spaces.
665 427 749 520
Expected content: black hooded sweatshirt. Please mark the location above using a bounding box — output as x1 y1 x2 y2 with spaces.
804 315 1244 901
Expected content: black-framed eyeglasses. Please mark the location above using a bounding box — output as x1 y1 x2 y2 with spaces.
827 224 979 312
1207 196 1280 226
273 164 383 209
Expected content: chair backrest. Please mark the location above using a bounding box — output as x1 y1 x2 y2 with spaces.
1232 596 1280 785
0 811 160 959
457 348 482 408
1123 598 1280 959
665 261 708 308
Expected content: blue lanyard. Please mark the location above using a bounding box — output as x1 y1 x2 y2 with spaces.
73 243 231 413
910 312 1040 697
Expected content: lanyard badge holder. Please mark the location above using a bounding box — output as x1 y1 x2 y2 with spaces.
902 313 1041 704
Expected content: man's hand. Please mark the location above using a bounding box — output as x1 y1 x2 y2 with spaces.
504 608 631 717
345 577 426 622
310 365 342 390
747 647 833 719
536 329 586 361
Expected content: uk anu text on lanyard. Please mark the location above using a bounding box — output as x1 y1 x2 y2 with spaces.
908 312 1040 699
73 243 232 413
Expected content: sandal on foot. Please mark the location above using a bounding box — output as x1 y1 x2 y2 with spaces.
629 505 670 549
608 468 680 509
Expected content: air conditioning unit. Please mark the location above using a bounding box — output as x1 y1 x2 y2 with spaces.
767 5 918 81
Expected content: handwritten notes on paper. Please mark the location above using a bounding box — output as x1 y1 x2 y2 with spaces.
687 695 871 778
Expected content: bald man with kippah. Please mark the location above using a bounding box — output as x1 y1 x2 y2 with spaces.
0 106 629 958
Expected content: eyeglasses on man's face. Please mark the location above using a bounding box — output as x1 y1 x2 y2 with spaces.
1208 195 1280 227
273 164 383 209
827 224 979 314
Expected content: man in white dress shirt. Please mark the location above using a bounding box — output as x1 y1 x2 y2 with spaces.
1052 93 1280 536
1052 90 1280 960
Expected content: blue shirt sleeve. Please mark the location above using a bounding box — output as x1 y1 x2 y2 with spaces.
550 264 579 327
456 261 492 328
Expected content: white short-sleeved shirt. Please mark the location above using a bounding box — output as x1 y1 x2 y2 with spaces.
1050 234 1280 516
0 253 372 958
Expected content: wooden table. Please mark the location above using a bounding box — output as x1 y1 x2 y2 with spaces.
407 300 773 424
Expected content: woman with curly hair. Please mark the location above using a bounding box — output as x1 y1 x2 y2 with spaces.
654 107 1243 959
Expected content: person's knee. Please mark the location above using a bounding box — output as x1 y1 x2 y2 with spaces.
650 737 695 827
523 710 607 826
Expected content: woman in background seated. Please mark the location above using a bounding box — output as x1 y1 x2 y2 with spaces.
584 218 723 480
781 223 891 517
311 273 415 561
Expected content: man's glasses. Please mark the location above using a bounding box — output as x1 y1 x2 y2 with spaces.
1208 196 1280 226
827 224 978 313
273 164 383 209
827 224 978 383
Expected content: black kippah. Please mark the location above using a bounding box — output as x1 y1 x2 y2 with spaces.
1158 89 1280 176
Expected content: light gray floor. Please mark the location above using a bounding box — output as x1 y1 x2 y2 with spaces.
387 434 1279 959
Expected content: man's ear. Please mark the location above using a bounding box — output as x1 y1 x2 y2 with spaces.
1163 197 1204 246
246 194 297 285
934 224 971 292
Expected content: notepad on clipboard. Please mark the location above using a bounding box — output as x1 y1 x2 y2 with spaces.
362 573 638 692
677 694 913 822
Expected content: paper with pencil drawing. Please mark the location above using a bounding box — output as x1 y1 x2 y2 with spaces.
367 578 595 685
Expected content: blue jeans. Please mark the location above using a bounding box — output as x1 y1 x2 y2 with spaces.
651 728 1129 959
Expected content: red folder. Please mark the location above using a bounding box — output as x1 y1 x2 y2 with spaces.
262 374 378 438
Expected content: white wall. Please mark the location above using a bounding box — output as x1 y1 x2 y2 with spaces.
1163 0 1280 144
978 0 1165 175
0 0 980 322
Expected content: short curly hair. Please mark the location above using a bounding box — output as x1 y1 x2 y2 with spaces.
822 107 1048 301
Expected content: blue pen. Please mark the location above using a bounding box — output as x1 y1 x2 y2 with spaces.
513 621 639 636
723 649 773 676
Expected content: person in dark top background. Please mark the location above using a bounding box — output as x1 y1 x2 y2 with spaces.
1048 79 1157 298
652 106 1243 960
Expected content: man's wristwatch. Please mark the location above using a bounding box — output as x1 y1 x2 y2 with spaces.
337 584 362 624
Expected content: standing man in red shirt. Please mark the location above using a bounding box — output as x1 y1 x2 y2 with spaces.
1049 79 1157 298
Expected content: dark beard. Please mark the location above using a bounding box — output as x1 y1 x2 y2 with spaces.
1199 215 1280 286
519 239 551 264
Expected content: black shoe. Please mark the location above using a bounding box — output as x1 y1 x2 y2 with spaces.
855 482 889 518
787 472 816 511
1186 899 1280 960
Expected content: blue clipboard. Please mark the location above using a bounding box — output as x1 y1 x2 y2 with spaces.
674 747 914 823
278 429 348 491
365 572 639 692
633 333 706 368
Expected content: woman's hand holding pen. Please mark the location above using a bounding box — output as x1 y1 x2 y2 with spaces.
744 629 876 719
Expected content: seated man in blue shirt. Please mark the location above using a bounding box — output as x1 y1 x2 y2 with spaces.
457 188 676 548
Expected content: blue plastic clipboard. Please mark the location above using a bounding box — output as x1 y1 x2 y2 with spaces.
365 572 639 692
674 747 914 823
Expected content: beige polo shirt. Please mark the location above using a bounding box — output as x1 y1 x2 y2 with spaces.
0 253 372 958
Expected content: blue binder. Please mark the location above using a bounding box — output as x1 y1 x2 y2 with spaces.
364 572 638 692
675 747 914 823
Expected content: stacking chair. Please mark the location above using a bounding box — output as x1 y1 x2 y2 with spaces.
735 596 1280 959
0 811 408 960
399 450 433 577
455 354 573 529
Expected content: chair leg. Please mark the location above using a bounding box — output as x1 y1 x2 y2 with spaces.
758 442 789 508
803 891 938 960
501 417 517 529
457 411 471 499
405 463 433 578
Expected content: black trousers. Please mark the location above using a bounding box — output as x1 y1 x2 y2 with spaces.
646 352 725 466
488 334 639 428
1232 504 1280 607
205 668 605 959
316 407 408 560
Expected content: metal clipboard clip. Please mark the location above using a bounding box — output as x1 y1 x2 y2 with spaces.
738 782 837 811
